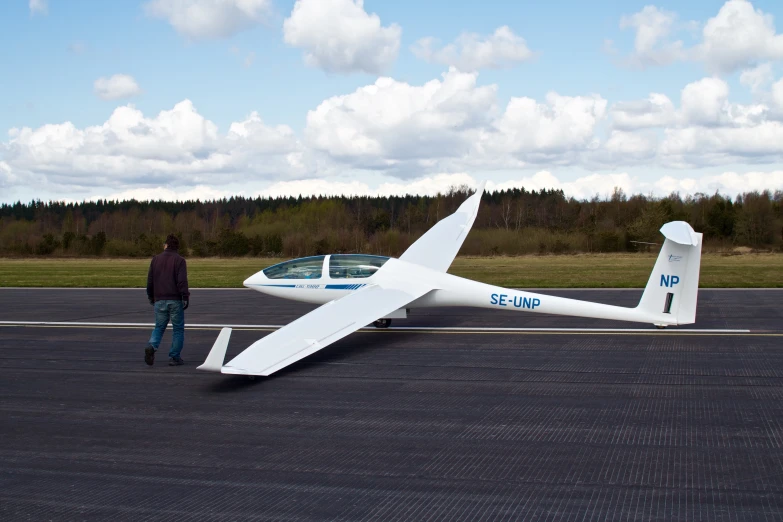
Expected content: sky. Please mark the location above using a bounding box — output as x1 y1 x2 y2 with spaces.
1 0 783 204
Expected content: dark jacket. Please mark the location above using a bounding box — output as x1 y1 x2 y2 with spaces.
147 249 190 302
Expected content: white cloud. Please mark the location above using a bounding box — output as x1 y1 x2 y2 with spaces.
283 0 401 74
29 0 47 15
305 68 497 166
94 74 143 101
225 110 302 155
257 173 478 198
94 185 234 202
680 77 730 126
653 171 783 196
488 171 635 200
660 121 783 164
619 5 685 67
602 131 658 161
305 68 607 173
41 169 783 205
6 68 783 200
86 174 482 202
773 78 783 108
740 63 774 93
616 77 770 131
302 69 782 171
697 0 783 74
491 170 783 199
0 161 16 188
616 1 783 75
610 93 676 130
411 26 536 71
611 76 783 166
487 93 607 158
350 171 782 200
143 0 272 40
2 100 309 192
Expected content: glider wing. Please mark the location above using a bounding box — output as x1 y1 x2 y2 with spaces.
399 181 486 272
217 282 432 376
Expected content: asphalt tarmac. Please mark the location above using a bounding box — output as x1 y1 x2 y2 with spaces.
1 288 782 521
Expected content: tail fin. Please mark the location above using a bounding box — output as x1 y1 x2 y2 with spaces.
636 221 703 325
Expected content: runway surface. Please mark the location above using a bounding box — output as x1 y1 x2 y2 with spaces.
1 288 782 521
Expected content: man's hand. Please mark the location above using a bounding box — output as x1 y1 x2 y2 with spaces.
149 297 154 306
182 297 189 310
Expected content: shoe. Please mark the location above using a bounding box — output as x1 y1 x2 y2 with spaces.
169 357 184 366
144 346 155 366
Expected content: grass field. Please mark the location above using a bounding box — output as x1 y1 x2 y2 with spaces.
0 254 780 288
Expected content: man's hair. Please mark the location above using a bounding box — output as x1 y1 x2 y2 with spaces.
165 234 179 250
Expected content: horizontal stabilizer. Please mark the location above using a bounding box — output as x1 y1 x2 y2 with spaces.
197 327 232 372
660 221 700 246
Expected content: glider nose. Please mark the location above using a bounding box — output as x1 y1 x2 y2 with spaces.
243 269 267 288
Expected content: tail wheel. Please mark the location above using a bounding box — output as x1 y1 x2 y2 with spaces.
373 319 392 329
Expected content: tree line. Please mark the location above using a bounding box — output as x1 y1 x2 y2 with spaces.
1 186 781 258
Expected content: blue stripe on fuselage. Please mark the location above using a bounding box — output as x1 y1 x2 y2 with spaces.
257 283 367 290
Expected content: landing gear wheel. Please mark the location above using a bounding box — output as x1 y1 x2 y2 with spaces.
373 319 392 329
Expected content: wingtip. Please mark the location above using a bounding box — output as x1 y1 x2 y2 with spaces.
197 327 232 372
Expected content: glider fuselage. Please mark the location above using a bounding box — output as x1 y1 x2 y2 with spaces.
244 255 672 325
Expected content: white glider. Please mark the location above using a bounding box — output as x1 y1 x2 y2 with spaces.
198 182 703 376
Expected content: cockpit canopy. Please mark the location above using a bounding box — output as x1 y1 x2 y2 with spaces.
262 255 325 280
328 254 389 279
262 254 391 280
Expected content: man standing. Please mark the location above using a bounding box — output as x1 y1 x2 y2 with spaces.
144 234 190 366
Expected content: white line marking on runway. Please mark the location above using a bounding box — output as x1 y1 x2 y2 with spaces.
0 320 752 333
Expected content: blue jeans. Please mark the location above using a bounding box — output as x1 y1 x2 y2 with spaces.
148 300 185 359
